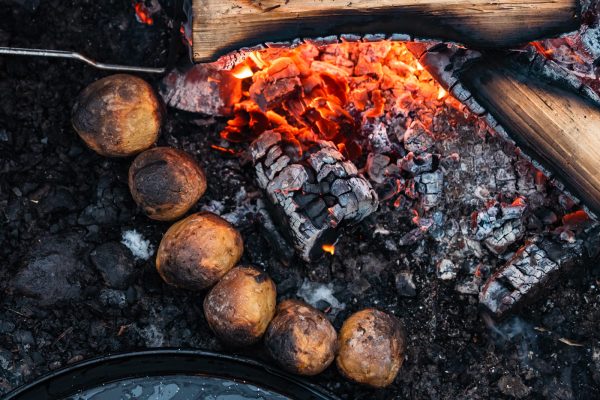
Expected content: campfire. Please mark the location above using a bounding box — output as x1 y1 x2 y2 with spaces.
2 0 600 398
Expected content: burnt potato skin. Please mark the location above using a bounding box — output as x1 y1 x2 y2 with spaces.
129 147 207 221
264 299 338 375
72 74 162 157
156 212 243 290
336 308 406 388
204 266 276 347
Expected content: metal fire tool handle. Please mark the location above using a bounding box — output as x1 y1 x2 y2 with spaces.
0 47 166 74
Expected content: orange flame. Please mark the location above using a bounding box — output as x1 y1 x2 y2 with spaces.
437 87 448 100
232 64 254 79
322 244 335 255
134 2 154 25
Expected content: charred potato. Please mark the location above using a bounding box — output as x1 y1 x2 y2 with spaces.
264 299 337 375
204 266 276 346
156 212 243 290
72 74 162 157
336 308 406 388
129 147 207 221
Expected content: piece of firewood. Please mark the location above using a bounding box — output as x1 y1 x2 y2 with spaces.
250 130 378 262
192 0 581 63
479 236 582 317
460 56 600 215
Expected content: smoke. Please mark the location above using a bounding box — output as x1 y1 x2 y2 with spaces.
482 313 538 366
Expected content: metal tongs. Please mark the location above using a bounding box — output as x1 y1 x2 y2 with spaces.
0 47 166 74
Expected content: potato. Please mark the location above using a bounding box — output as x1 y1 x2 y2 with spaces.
72 74 162 157
336 308 406 388
156 212 243 290
129 147 207 221
264 299 337 375
204 266 276 346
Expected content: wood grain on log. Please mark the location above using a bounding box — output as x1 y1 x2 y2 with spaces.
192 0 581 63
460 58 600 216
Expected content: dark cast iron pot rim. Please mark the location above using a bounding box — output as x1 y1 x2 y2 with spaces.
2 348 340 400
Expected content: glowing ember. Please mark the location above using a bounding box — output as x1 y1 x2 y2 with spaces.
562 209 590 229
180 25 192 46
322 244 335 255
530 41 554 59
210 144 239 156
221 41 461 162
133 2 154 25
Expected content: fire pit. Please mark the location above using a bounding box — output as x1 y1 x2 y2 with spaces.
2 0 600 399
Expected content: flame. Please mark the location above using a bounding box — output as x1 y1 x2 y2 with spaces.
133 2 154 25
221 42 462 161
232 64 254 79
322 244 335 255
437 87 447 100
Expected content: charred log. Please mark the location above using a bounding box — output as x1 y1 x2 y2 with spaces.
250 130 378 261
192 0 582 64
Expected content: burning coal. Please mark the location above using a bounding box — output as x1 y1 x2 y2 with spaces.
220 41 461 162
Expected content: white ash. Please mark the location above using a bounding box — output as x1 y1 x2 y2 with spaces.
455 279 481 295
121 230 154 261
366 153 392 184
201 200 226 215
137 324 165 348
367 122 392 153
437 259 458 281
99 289 127 309
297 279 345 315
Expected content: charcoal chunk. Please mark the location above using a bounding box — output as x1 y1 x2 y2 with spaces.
90 242 136 290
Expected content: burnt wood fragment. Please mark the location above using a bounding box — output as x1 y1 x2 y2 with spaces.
479 236 582 317
250 130 378 261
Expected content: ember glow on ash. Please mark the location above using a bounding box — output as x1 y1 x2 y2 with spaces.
133 1 154 25
322 244 335 255
529 41 554 59
220 41 462 161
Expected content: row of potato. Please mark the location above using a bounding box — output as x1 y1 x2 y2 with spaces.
71 73 406 388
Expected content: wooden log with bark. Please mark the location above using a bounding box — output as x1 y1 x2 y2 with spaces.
192 0 582 63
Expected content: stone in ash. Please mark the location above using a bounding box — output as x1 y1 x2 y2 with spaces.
250 130 378 261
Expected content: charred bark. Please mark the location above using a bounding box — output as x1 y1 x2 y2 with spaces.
250 130 378 261
479 236 582 317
